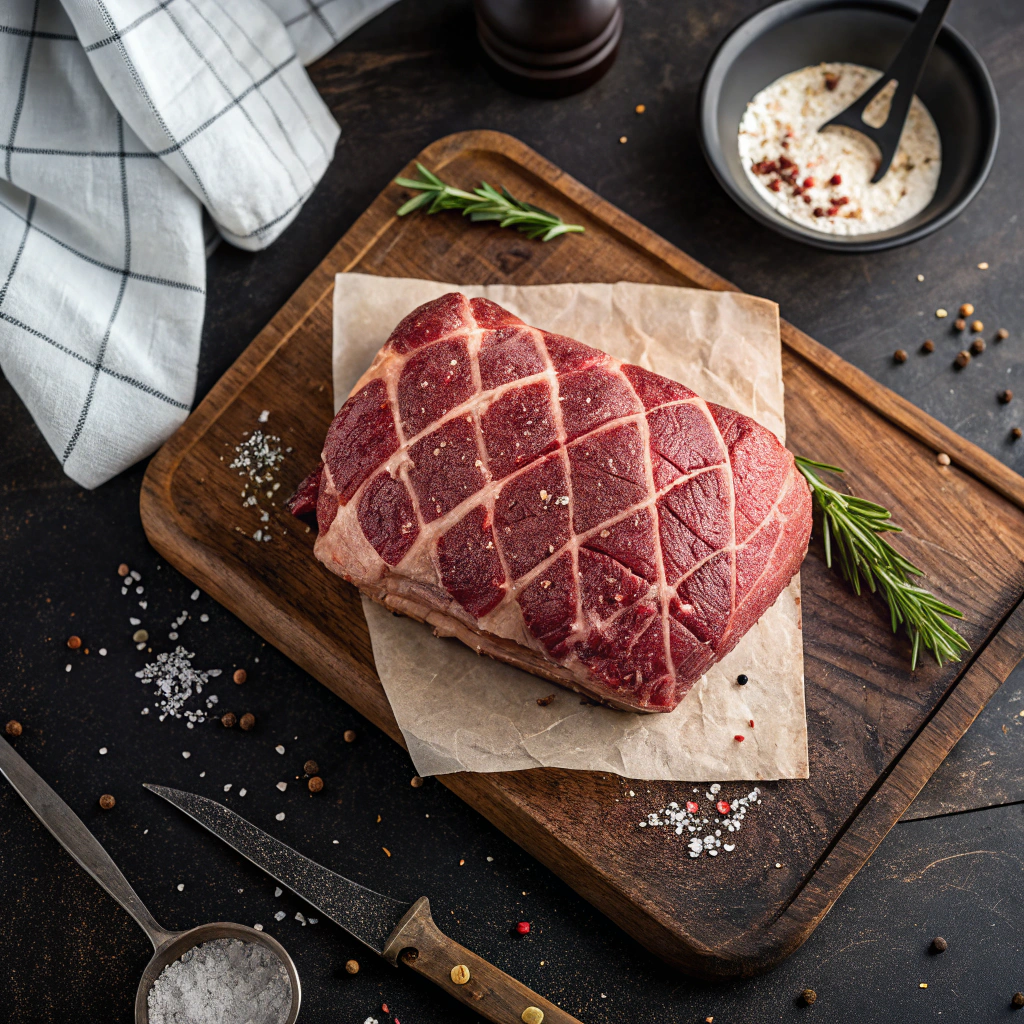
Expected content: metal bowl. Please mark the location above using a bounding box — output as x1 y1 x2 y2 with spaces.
698 0 999 252
134 922 301 1024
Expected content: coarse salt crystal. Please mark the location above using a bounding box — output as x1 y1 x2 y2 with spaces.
130 617 141 625
239 788 246 796
224 784 232 792
295 913 306 926
99 747 107 755
200 614 209 622
99 648 107 656
258 410 269 422
275 812 285 821
276 782 287 792
275 744 285 755
169 632 178 640
65 664 72 672
177 884 184 892
274 887 283 897
182 751 191 758
191 589 200 600
274 911 286 921
253 923 263 931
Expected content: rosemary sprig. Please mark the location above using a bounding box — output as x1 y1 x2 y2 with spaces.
794 456 969 670
394 163 585 242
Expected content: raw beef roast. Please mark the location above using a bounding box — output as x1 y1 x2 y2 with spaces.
298 293 811 713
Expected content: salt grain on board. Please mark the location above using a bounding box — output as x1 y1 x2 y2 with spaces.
640 786 762 858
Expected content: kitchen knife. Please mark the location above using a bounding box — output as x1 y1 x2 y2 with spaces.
145 784 583 1024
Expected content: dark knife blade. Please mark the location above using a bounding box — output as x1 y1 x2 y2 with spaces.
145 783 411 953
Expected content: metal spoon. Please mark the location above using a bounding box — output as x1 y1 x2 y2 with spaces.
0 738 301 1024
820 0 953 182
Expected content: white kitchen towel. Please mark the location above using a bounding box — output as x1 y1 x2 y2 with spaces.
0 0 396 488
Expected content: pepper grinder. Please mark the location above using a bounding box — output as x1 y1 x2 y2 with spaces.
475 0 622 97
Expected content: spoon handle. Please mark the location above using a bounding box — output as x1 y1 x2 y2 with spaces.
383 897 585 1024
0 738 175 951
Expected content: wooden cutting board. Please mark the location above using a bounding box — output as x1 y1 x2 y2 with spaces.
141 131 1024 978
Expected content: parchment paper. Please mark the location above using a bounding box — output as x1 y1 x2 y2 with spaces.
332 273 809 781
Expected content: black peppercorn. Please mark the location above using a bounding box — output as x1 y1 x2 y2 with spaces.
931 936 948 953
737 674 748 685
1012 992 1024 1009
801 988 817 1006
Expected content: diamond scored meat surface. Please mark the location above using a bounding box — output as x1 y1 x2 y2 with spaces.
308 293 812 713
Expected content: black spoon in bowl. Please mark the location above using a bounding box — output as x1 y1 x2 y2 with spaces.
820 0 953 182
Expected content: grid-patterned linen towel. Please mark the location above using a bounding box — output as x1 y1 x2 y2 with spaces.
0 0 396 489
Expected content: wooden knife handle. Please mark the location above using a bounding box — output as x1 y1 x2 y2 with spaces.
381 897 584 1024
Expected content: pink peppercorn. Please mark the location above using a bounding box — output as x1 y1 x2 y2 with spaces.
516 921 531 935
803 177 815 188
686 800 700 813
716 800 731 815
734 734 745 742
830 173 842 186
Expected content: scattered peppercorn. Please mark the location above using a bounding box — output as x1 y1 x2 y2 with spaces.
921 339 934 353
1000 390 1014 404
343 729 356 743
67 635 82 649
803 177 815 188
829 173 842 186
239 712 256 731
635 103 645 114
937 453 951 466
801 989 818 1006
734 734 745 742
303 759 319 775
132 629 148 643
971 337 986 355
516 921 531 935
308 776 324 793
99 794 116 810
960 303 974 317
737 674 749 685
893 349 907 363
1013 992 1024 1009
686 800 699 813
1013 427 1023 440
6 720 23 737
955 350 971 368
536 694 555 706
997 328 1009 340
716 799 731 815
233 669 247 684
953 318 966 331
618 136 627 144
221 712 237 728
117 564 130 577
971 320 984 332
344 959 360 975
931 936 948 953
410 776 424 788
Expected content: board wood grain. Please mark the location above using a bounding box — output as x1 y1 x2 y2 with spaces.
141 131 1024 977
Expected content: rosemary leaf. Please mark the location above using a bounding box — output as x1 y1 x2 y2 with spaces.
394 163 585 242
794 456 970 670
